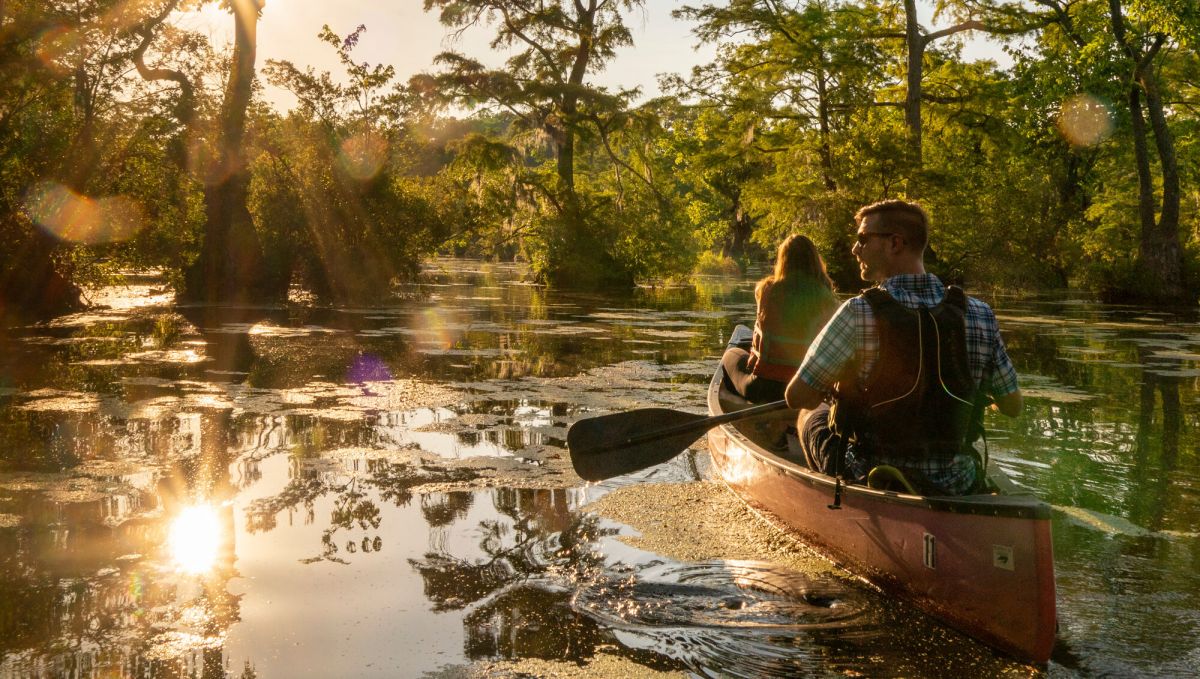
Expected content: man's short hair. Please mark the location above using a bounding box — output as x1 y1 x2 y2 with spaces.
855 200 929 251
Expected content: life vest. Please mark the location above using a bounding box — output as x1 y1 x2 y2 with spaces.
748 282 833 382
831 286 985 461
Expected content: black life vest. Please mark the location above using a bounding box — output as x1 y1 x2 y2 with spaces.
831 286 985 461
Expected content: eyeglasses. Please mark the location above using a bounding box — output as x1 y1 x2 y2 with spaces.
854 231 895 246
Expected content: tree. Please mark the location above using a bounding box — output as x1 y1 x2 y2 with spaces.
987 0 1197 300
131 0 270 304
0 0 139 319
420 0 646 288
1101 0 1194 302
189 0 268 302
669 0 891 272
890 0 984 179
257 25 446 302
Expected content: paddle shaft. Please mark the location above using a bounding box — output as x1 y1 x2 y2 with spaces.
578 399 791 457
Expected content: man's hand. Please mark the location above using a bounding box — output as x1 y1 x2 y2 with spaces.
991 390 1023 417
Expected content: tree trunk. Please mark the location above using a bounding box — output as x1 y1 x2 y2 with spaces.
1108 0 1186 302
556 128 576 201
816 74 837 191
727 201 752 258
556 0 596 206
543 0 632 288
1127 85 1157 248
1137 68 1184 300
183 0 267 304
903 0 923 175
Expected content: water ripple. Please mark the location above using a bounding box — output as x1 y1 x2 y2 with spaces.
572 560 871 677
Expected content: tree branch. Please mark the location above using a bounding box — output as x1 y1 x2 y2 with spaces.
922 20 983 46
130 0 195 127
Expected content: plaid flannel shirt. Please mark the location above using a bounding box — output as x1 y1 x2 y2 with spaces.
797 273 1019 494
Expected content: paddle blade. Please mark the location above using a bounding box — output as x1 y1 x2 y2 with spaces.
568 408 711 482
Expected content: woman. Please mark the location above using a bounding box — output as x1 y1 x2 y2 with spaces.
722 234 838 403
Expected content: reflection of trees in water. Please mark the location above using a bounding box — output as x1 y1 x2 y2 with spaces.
177 306 266 381
0 572 249 678
421 491 474 527
408 487 691 670
0 408 81 473
244 457 323 534
317 478 382 565
243 455 479 564
463 587 606 661
1063 349 1200 674
1129 347 1187 535
409 489 609 612
0 409 245 677
408 487 645 668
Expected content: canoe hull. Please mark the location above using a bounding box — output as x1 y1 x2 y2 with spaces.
706 368 1056 664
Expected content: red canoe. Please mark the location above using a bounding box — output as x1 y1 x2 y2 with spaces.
706 364 1057 664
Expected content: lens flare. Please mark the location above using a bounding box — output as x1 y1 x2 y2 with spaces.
347 353 392 383
24 182 146 244
338 132 389 181
35 26 80 75
1058 95 1113 147
169 505 222 574
421 307 459 349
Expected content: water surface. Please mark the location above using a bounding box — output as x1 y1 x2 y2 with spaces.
1 261 1197 677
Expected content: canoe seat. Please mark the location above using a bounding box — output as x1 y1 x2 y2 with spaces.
867 465 918 494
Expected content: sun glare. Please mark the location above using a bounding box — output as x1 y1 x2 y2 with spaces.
169 505 222 575
23 182 146 244
1058 94 1113 147
339 132 389 181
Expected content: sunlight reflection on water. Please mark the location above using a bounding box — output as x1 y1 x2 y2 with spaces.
170 505 222 574
1 266 1198 678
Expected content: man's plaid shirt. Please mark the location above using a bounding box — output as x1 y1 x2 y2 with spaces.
797 273 1019 494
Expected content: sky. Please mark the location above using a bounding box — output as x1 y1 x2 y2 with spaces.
181 0 1012 113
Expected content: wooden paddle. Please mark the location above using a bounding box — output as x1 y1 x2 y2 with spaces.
568 400 792 481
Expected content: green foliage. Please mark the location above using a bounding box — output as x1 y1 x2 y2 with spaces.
663 0 1198 298
418 0 692 287
253 25 451 302
2 0 1199 312
694 251 742 277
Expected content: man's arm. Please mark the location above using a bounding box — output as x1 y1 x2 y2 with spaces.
970 298 1023 419
785 298 859 410
785 373 824 410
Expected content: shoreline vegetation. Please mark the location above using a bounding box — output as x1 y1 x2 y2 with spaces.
2 1 1197 324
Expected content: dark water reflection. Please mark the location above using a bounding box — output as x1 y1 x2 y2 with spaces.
1 261 1197 677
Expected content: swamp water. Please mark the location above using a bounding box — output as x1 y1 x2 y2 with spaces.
0 260 1197 678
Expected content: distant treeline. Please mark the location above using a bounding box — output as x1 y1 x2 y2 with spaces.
2 0 1197 319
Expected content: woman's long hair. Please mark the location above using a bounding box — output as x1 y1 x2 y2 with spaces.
756 234 834 299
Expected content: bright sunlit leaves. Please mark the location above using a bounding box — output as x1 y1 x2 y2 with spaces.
1058 94 1114 147
24 182 146 244
33 0 154 73
169 504 222 575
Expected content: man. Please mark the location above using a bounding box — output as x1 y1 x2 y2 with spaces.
784 200 1022 495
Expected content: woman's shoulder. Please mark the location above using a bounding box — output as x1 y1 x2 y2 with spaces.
769 277 833 298
754 276 775 300
759 279 832 316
